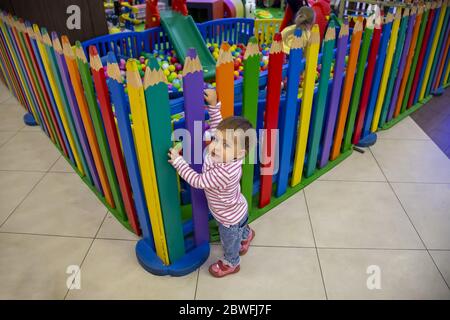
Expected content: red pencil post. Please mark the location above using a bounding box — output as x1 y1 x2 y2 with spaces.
259 33 284 208
89 46 140 234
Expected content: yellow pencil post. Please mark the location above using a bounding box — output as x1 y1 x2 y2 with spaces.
33 25 84 174
291 25 320 186
419 0 447 100
126 59 170 265
371 9 402 132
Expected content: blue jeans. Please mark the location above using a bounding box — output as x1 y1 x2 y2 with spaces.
217 214 250 267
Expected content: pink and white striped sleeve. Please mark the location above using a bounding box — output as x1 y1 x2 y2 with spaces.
207 102 222 134
172 156 230 189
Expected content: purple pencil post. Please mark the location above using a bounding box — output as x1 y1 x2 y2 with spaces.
387 12 417 121
50 32 103 195
319 22 349 168
182 48 210 246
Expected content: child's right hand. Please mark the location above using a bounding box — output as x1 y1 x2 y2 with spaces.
204 89 217 106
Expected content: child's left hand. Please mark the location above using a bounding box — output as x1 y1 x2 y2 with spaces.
168 147 181 164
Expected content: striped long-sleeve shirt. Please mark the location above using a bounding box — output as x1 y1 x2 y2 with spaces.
172 103 248 227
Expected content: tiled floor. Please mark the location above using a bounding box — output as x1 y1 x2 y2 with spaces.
411 88 450 158
0 82 449 299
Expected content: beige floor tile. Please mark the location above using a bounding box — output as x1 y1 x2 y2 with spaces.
66 239 197 299
430 251 450 287
377 117 430 140
196 245 325 299
0 103 25 132
0 83 13 103
49 156 74 173
0 131 16 147
319 149 386 182
370 140 450 183
305 181 424 249
391 183 450 250
250 191 315 247
0 233 91 299
318 248 450 299
1 173 107 237
0 171 44 225
20 124 43 132
0 132 60 171
97 214 140 241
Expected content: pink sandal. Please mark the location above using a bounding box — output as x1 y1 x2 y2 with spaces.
208 260 240 278
239 228 255 256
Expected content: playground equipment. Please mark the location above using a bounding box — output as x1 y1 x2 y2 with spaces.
0 0 449 276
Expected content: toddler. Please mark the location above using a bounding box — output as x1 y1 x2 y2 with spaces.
168 89 255 278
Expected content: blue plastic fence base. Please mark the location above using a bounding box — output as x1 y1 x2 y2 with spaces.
136 239 210 277
432 87 444 96
356 132 377 148
23 112 38 126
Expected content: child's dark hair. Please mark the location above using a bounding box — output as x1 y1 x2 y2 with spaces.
216 116 254 155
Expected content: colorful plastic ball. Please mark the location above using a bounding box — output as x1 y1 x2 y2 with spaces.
168 72 177 82
168 65 175 72
163 69 170 76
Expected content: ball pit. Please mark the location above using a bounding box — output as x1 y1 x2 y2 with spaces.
104 42 337 97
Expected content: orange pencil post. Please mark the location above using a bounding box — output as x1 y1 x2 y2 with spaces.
215 42 234 118
330 17 363 161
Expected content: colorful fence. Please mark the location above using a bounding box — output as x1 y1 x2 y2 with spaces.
0 2 449 276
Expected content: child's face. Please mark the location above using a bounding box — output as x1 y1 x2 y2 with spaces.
209 129 246 163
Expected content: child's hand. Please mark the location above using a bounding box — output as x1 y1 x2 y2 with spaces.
204 89 217 106
168 147 181 165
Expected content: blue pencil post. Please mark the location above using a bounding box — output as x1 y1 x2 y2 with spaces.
276 29 304 197
105 52 153 242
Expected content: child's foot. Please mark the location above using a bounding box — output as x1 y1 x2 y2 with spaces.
208 260 240 278
239 228 255 256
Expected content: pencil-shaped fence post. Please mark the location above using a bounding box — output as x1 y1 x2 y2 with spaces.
319 21 349 168
106 52 150 238
371 9 402 131
305 23 335 177
0 14 28 109
126 59 170 264
432 20 450 91
259 33 284 207
276 29 304 196
144 57 185 261
386 8 417 123
10 19 52 139
343 16 374 151
1 16 40 125
75 42 124 213
33 25 76 164
419 0 447 100
26 23 69 157
378 8 409 127
52 34 96 188
182 48 210 245
18 21 60 146
402 3 431 112
42 29 88 177
241 37 261 205
89 46 140 233
291 25 320 186
426 1 449 96
353 17 382 145
330 17 363 160
411 2 438 105
394 6 424 117
216 42 234 118
61 36 110 200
